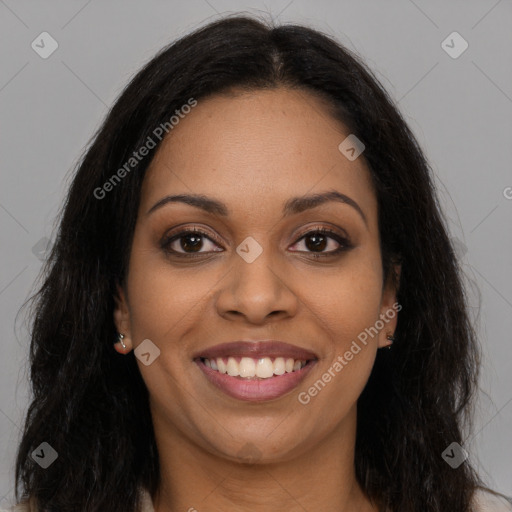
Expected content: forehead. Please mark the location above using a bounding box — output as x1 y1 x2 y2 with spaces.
140 87 376 223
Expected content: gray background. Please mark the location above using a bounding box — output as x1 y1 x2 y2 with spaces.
1 0 511 506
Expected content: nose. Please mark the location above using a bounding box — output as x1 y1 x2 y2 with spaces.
214 242 299 324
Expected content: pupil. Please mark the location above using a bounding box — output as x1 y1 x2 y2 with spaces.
306 233 326 252
182 234 202 252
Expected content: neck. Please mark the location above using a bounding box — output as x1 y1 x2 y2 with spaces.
151 405 377 512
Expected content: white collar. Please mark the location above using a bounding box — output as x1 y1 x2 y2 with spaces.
139 487 155 512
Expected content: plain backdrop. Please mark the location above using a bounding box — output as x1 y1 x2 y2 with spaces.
0 0 511 507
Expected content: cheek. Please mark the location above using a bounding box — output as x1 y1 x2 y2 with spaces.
295 265 382 429
301 254 383 352
125 241 216 345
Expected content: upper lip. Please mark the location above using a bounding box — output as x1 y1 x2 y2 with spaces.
193 340 318 361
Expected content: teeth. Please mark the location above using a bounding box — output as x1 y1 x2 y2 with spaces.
255 357 274 378
217 358 227 374
226 357 239 377
273 357 285 375
202 356 308 378
239 357 256 378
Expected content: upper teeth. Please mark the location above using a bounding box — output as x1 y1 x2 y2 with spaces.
203 357 307 378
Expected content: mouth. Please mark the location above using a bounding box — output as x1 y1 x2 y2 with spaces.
193 340 318 402
199 356 310 377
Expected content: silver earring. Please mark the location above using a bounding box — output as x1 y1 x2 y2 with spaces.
386 333 395 349
118 333 127 349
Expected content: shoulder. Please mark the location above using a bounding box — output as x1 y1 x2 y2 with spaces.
0 503 32 512
473 488 512 512
2 488 510 511
0 487 154 512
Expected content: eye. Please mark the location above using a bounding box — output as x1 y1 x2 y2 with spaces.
290 227 351 258
161 226 352 259
161 227 223 258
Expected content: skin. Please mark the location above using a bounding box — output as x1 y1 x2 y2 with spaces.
114 87 400 512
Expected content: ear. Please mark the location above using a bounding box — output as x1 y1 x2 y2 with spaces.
113 284 133 353
377 263 401 349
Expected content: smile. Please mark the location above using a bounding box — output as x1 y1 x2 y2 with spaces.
193 340 318 402
201 356 309 378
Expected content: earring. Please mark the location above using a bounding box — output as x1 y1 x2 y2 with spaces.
386 333 395 349
118 333 127 349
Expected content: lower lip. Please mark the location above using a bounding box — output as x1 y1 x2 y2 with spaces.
195 359 317 402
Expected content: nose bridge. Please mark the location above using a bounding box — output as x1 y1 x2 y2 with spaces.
216 234 297 322
236 235 279 287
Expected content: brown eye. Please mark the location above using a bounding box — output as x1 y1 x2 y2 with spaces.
290 228 352 257
161 228 223 257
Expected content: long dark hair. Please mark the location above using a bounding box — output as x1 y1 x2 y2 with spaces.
15 14 483 512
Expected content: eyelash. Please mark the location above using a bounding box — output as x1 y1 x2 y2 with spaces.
160 226 352 260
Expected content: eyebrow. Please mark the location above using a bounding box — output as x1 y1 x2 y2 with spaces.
146 189 367 225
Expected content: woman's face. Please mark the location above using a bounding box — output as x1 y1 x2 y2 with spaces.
115 87 399 463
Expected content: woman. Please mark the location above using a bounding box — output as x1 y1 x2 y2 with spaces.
7 14 511 512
